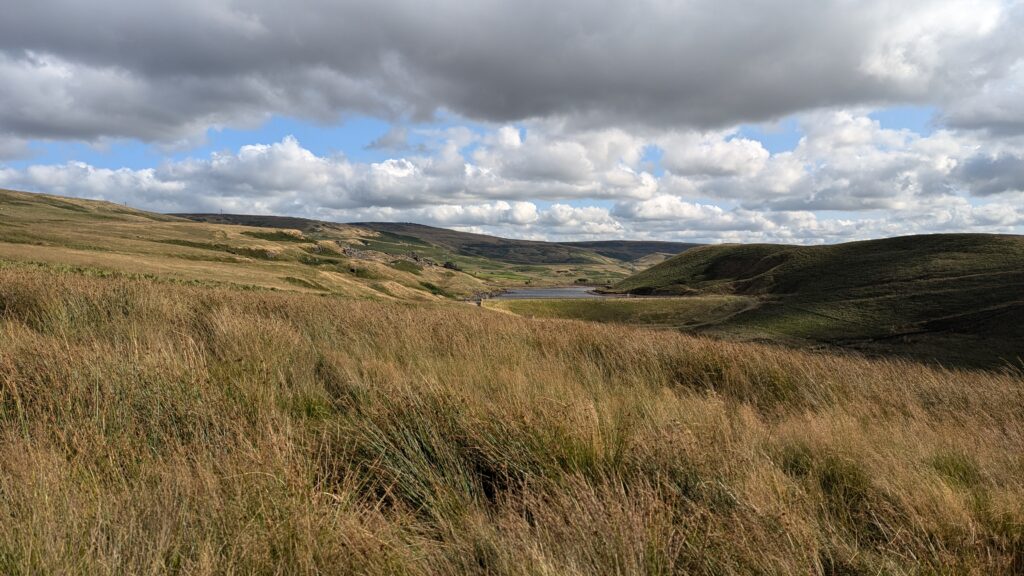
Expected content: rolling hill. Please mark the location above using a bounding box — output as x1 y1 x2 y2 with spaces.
9 190 1020 367
0 189 686 296
178 215 698 285
177 217 697 267
353 222 613 265
606 234 1024 367
0 189 489 299
560 240 701 262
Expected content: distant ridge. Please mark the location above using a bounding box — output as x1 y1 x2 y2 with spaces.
560 240 701 261
352 222 611 265
176 215 699 265
171 213 345 231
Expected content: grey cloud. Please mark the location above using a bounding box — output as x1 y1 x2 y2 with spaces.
938 5 1024 135
958 152 1024 196
0 134 30 159
942 63 1024 136
1 0 1019 145
366 126 412 151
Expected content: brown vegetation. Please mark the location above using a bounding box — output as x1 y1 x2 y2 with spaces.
1 263 1023 574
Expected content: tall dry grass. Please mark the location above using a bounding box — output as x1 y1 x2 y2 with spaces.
1 263 1022 574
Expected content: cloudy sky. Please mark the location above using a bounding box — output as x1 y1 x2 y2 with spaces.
2 0 1024 243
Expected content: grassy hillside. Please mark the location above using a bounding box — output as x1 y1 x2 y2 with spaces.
488 295 756 329
3 189 688 295
606 234 1024 368
0 189 487 299
179 215 641 286
2 263 1023 574
630 251 679 268
612 234 1024 297
172 213 363 234
355 222 612 264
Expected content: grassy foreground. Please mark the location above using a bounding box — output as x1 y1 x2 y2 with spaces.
2 263 1023 574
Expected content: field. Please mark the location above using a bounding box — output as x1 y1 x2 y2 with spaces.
2 189 1024 574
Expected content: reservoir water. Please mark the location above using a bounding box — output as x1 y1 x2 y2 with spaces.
490 286 612 300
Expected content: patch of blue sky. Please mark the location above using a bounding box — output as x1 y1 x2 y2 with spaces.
868 106 937 135
7 116 393 170
189 116 395 162
3 105 942 175
639 145 665 176
8 112 498 171
11 139 163 171
737 116 802 154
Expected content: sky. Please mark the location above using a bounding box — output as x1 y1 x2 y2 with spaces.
2 0 1024 243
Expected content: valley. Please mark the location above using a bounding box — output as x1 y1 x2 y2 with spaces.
2 189 1023 574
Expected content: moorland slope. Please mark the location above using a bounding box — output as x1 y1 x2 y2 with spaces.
607 234 1024 367
0 189 488 299
177 214 687 285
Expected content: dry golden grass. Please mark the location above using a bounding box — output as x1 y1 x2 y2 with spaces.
1 262 1023 574
0 188 488 299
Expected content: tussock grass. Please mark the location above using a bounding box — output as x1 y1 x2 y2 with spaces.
1 266 1023 574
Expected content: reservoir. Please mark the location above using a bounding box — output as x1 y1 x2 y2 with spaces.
490 286 612 300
